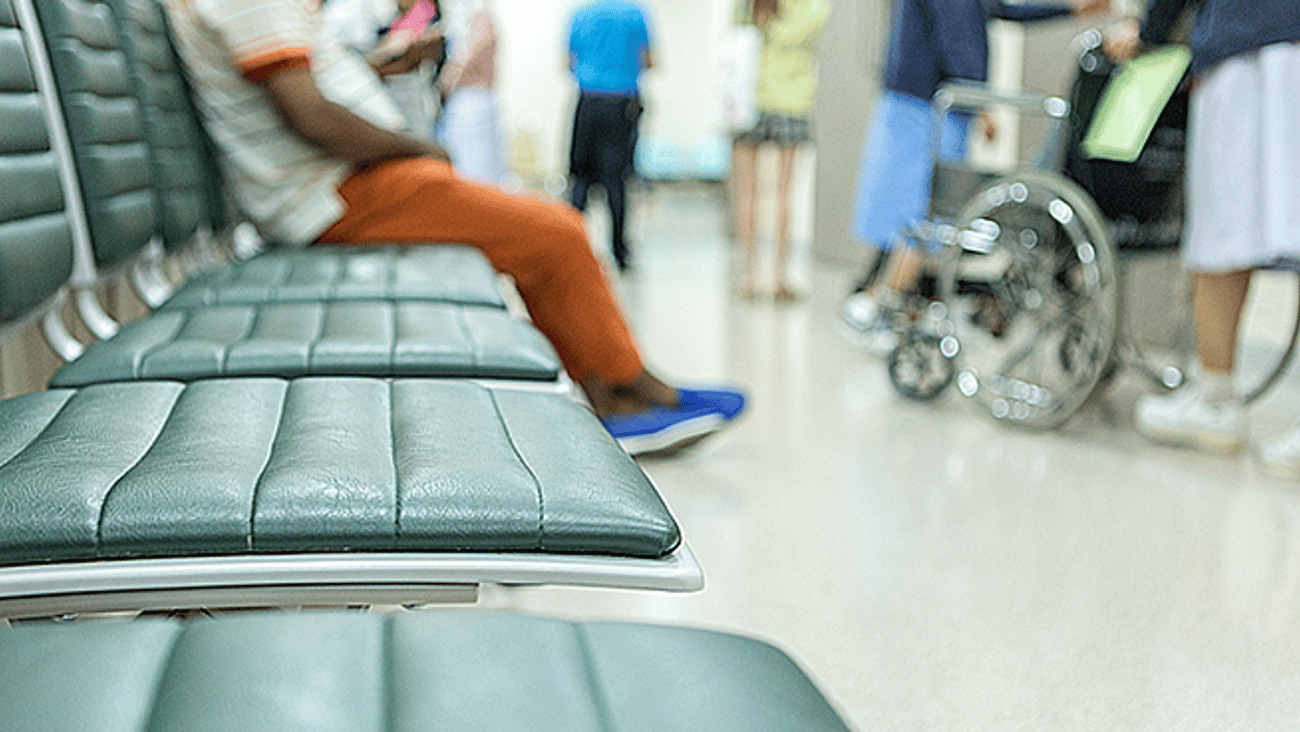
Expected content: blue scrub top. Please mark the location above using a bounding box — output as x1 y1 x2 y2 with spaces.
568 0 652 96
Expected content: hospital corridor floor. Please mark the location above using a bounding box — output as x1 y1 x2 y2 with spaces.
480 185 1300 730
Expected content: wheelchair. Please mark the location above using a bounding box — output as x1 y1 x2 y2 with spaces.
882 32 1300 430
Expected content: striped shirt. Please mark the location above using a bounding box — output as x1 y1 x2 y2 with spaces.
162 0 407 246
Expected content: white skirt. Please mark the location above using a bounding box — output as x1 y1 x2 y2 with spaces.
1183 42 1300 272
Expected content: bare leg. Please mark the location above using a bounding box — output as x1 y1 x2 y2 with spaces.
580 370 679 416
773 143 798 299
1193 269 1253 373
730 140 760 295
875 245 924 297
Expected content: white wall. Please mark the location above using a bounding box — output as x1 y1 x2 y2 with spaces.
493 0 736 177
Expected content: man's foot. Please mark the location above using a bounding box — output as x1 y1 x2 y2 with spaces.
1134 384 1245 454
601 386 747 456
1259 426 1300 480
839 291 902 357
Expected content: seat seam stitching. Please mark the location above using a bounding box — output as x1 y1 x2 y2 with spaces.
95 383 184 556
0 389 77 473
574 624 618 732
487 389 545 550
134 307 189 379
388 380 400 547
248 380 291 551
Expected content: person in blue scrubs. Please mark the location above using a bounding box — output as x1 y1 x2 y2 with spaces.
567 0 655 272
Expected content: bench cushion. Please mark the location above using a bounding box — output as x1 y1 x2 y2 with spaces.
49 300 560 386
0 611 851 731
0 379 676 564
0 0 75 324
162 245 508 310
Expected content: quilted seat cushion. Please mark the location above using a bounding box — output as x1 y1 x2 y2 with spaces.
162 245 507 309
0 611 851 732
0 379 677 564
49 300 560 386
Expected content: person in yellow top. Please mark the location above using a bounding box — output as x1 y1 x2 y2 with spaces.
731 0 830 301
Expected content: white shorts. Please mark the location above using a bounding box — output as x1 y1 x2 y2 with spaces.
1183 42 1300 272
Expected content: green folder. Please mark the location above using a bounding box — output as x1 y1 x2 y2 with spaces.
1082 45 1192 163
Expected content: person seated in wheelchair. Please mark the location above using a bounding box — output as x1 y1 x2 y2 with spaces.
841 0 1110 356
1111 0 1300 478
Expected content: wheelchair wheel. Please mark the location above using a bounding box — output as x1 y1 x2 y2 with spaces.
938 170 1119 429
888 327 955 401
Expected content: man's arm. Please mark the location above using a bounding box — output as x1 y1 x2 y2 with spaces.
262 67 449 164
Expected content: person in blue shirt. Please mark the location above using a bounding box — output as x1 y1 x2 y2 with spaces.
566 0 655 272
841 0 1108 355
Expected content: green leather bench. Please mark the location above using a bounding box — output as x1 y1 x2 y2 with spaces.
18 0 570 389
0 611 853 731
0 377 699 617
0 3 691 618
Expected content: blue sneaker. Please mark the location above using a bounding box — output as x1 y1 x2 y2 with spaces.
601 387 747 456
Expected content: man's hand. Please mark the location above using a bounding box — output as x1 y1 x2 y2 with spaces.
1103 18 1142 61
422 141 452 163
1073 0 1110 17
263 66 437 165
978 111 998 143
370 26 445 76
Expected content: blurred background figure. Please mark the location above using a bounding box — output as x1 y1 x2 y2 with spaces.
1118 0 1300 476
729 0 830 302
566 0 655 273
841 0 1109 355
322 0 446 135
435 0 507 183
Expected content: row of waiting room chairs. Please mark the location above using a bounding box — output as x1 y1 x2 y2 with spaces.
0 0 852 726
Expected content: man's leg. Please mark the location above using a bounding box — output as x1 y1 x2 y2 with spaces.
317 157 675 412
569 95 595 212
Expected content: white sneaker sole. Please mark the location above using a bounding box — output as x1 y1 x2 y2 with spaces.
1135 420 1244 455
1258 452 1300 481
615 413 727 457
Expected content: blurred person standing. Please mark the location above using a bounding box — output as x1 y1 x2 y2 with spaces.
1114 0 1300 475
841 0 1109 354
730 0 830 302
435 0 506 183
322 0 445 134
566 0 655 272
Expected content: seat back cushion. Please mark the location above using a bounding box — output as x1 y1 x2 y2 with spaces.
31 0 155 269
0 378 677 563
0 0 73 323
0 612 852 732
104 0 212 248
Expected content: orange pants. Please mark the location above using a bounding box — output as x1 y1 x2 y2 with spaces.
317 157 644 385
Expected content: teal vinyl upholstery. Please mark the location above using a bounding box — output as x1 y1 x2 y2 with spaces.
103 0 205 248
31 0 155 269
0 611 852 732
49 299 560 386
160 245 508 310
0 378 677 564
0 0 73 323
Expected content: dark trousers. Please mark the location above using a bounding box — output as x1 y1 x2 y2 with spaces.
569 92 641 268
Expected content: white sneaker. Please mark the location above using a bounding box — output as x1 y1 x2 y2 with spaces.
1259 426 1300 480
1134 384 1245 454
840 292 902 357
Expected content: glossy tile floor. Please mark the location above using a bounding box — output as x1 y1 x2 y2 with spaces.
482 185 1300 730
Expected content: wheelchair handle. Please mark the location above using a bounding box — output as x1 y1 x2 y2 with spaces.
933 81 1069 120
